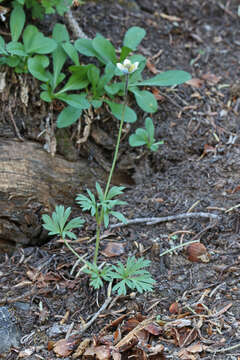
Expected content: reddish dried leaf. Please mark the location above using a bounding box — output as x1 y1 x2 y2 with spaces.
194 303 205 314
113 328 122 344
73 338 91 358
144 322 162 335
53 337 80 357
186 78 204 88
169 302 180 314
185 342 207 353
146 60 159 74
95 345 111 360
152 87 165 101
178 348 196 360
123 318 140 332
102 242 125 257
201 73 221 84
178 328 198 347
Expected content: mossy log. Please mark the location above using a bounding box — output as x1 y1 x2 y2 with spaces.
0 139 106 248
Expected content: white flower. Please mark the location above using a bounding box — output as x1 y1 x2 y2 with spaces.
116 59 139 74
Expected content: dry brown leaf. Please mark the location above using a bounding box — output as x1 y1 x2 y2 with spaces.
169 302 180 314
102 242 125 257
178 348 196 360
144 322 161 335
95 345 112 360
186 78 204 88
146 60 159 74
152 87 165 101
185 342 207 353
201 73 221 84
53 336 80 357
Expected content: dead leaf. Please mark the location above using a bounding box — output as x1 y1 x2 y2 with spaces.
160 13 182 22
146 60 159 74
178 348 196 359
201 73 221 84
186 78 204 88
169 302 180 314
53 336 80 357
185 342 207 353
102 242 125 257
152 87 165 101
144 322 162 335
95 345 112 360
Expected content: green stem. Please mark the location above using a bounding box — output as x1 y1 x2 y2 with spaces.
93 74 129 264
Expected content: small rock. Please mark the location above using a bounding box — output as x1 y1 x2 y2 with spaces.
0 306 21 353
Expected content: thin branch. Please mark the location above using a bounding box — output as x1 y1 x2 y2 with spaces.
110 212 221 229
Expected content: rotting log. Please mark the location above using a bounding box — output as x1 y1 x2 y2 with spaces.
0 139 106 248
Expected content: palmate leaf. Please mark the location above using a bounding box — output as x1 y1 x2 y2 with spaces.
42 205 84 239
111 256 155 295
106 186 125 200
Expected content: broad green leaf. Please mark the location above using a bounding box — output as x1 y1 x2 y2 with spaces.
5 56 20 67
104 82 123 95
57 106 82 128
87 65 100 92
130 88 158 113
132 70 191 87
56 73 89 94
23 25 57 54
129 129 147 147
40 91 52 102
105 100 137 123
56 0 72 15
93 35 116 64
52 24 69 88
6 42 26 56
75 38 97 57
91 99 102 108
97 62 115 93
123 26 146 50
52 46 67 90
145 117 154 139
10 5 25 41
0 36 7 55
119 46 132 62
52 23 69 43
27 55 49 82
56 93 90 109
62 42 79 65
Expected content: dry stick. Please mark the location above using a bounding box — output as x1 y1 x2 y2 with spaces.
72 297 112 337
206 342 240 353
64 9 90 39
8 107 24 141
109 212 221 229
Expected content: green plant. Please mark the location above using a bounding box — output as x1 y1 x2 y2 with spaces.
129 117 163 151
42 205 84 240
42 205 155 295
111 256 155 295
12 0 72 19
36 26 191 295
0 6 57 72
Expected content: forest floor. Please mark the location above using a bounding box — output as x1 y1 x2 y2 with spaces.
1 0 240 359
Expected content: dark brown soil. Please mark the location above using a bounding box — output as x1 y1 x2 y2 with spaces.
1 0 240 359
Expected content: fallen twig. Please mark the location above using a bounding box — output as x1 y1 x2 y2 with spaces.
65 9 90 39
72 297 112 337
110 212 221 229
